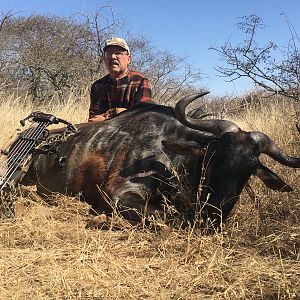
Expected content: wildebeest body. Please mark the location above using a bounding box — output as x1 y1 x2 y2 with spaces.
22 94 300 227
23 102 212 221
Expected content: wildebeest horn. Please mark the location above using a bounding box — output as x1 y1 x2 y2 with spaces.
175 92 241 137
250 132 300 168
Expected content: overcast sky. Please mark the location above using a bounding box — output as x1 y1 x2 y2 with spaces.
0 0 299 96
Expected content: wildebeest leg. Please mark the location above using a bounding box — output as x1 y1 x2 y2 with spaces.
115 190 194 229
86 191 166 229
115 191 165 224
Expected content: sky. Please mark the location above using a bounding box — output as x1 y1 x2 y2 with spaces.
0 0 299 97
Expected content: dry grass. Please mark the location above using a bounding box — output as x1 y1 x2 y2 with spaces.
0 92 299 299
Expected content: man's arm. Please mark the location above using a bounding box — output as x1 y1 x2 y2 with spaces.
89 83 104 120
88 107 127 122
134 77 153 103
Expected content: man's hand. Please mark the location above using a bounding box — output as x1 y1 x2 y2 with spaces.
114 107 127 114
88 114 107 122
88 107 127 122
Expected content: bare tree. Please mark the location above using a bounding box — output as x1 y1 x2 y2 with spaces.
210 15 300 102
0 6 205 104
78 4 126 76
0 14 95 98
129 35 203 105
0 11 19 87
0 7 121 100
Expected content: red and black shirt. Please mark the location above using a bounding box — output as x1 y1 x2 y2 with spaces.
89 71 153 119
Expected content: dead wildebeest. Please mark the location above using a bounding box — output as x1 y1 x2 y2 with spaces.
21 92 300 229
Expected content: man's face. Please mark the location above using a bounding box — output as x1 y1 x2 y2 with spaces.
103 46 131 78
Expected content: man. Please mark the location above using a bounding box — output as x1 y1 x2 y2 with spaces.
88 37 153 122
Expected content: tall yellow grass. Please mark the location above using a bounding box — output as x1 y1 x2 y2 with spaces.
0 91 299 299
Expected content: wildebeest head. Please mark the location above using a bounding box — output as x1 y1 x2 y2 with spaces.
163 92 300 227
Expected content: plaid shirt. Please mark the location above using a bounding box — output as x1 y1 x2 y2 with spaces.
89 71 153 119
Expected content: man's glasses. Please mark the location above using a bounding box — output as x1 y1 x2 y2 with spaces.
103 51 128 58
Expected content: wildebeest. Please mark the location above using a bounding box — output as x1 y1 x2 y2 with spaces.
21 92 300 228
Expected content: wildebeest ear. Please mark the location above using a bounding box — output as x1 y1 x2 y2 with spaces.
255 164 293 192
162 140 205 156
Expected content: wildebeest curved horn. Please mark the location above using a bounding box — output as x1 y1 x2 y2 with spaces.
175 92 241 137
250 132 300 167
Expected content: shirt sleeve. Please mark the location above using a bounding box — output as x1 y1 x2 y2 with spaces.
89 83 104 119
135 77 153 103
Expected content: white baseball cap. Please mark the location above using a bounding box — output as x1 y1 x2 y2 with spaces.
103 37 130 55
